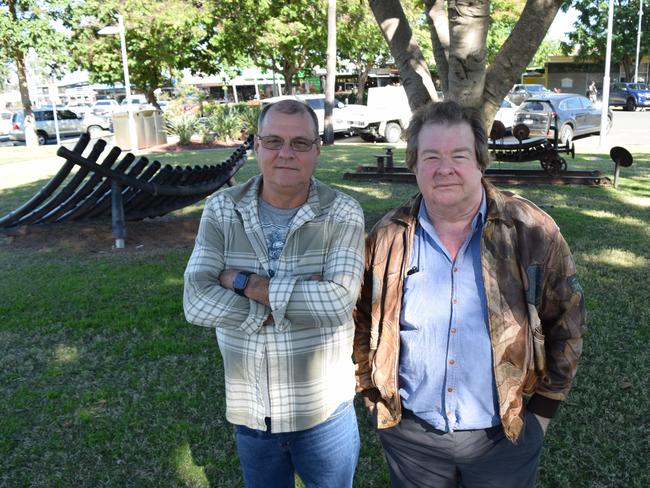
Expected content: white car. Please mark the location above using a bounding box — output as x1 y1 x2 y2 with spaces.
494 98 519 131
91 99 120 117
0 111 13 135
121 95 148 107
261 94 366 135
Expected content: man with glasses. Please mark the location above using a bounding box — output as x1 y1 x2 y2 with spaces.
184 99 364 487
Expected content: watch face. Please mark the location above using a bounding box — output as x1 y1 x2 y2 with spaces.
234 272 250 295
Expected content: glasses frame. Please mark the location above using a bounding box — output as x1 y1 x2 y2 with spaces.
256 134 320 152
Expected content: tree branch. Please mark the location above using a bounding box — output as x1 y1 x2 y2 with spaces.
368 0 438 110
423 0 450 94
484 0 563 123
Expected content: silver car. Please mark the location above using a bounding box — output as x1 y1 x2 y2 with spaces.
9 108 112 145
514 93 613 145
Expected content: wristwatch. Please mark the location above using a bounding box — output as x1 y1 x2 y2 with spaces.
233 271 254 297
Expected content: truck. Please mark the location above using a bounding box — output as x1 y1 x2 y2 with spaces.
348 85 412 143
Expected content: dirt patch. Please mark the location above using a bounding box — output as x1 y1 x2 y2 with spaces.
147 136 246 154
1 218 200 254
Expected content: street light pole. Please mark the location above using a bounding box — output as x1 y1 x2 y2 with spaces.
634 0 644 83
599 0 615 150
99 14 138 151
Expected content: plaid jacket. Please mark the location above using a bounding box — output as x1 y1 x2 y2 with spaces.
354 180 586 441
184 175 365 433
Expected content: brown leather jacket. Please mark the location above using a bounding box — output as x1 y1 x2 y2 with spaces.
353 180 586 441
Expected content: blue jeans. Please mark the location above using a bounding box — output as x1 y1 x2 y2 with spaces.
234 400 360 488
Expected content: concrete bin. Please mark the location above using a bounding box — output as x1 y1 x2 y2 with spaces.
113 109 166 150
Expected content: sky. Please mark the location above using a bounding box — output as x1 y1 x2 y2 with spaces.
547 7 580 41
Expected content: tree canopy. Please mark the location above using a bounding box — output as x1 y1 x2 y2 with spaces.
0 0 71 145
561 0 649 81
65 0 218 104
210 0 327 94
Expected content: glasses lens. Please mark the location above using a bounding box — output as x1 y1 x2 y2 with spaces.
260 136 284 149
290 138 314 152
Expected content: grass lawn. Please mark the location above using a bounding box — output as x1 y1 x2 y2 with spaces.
1 140 649 487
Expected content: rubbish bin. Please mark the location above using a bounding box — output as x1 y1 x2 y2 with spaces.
112 109 166 150
140 109 167 147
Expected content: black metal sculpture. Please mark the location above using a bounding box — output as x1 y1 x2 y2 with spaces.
0 134 252 248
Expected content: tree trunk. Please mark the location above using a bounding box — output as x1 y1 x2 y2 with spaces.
446 0 490 107
323 0 336 145
424 0 450 94
357 62 372 104
9 0 37 147
368 0 439 111
144 88 160 109
282 63 297 95
15 49 38 147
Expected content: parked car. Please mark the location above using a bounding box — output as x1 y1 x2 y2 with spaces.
0 111 13 135
608 82 650 111
494 98 519 132
514 93 613 145
508 84 551 105
260 94 367 135
66 101 92 117
9 108 111 145
91 99 120 117
120 95 148 107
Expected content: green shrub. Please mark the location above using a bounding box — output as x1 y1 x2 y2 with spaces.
239 105 261 136
165 113 197 145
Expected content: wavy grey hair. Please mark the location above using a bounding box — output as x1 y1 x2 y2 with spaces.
404 100 490 172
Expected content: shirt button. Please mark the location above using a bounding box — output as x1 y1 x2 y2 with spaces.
451 328 457 334
268 270 275 277
453 267 458 273
447 411 452 417
453 299 458 304
447 387 454 393
448 359 455 365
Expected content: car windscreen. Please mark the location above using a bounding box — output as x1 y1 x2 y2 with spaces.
527 85 546 92
519 100 551 112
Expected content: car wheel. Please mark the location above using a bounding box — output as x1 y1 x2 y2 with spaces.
383 122 402 144
87 125 103 138
36 130 47 145
625 98 636 111
559 125 573 146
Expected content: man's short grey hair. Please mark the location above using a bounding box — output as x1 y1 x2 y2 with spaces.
258 99 320 140
405 100 491 172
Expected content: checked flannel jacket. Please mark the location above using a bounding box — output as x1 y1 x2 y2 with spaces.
184 175 365 433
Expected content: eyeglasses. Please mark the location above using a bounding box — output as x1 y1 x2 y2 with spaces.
257 135 319 152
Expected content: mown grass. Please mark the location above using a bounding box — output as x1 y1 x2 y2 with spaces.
1 141 649 487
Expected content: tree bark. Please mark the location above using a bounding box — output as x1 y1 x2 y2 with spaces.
9 0 37 147
446 0 490 106
368 0 439 111
424 0 450 94
356 61 372 104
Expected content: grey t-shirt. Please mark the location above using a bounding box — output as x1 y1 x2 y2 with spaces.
258 198 300 275
258 198 300 417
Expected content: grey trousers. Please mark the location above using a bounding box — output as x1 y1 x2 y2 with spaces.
378 409 544 488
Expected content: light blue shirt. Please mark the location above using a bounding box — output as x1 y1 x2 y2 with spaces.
399 191 500 432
